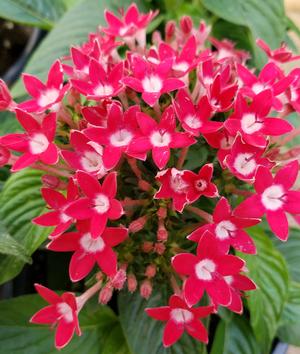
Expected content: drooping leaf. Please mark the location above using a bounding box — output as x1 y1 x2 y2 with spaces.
0 294 129 354
118 288 207 354
0 169 51 285
11 0 148 98
239 227 289 352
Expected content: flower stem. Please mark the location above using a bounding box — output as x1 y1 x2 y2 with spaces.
186 205 213 223
176 147 189 169
76 279 103 311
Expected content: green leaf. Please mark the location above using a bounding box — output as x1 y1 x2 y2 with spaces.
201 0 286 66
118 289 207 354
0 0 74 30
11 0 148 98
0 169 51 285
0 294 129 354
239 227 289 352
210 315 262 354
183 144 208 170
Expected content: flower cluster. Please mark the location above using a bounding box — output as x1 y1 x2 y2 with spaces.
1 2 300 349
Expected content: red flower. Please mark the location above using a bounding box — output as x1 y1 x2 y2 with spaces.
256 38 300 64
18 60 69 113
30 284 81 349
146 294 214 347
182 163 219 202
71 59 124 100
122 55 185 106
224 90 293 148
65 171 123 237
129 106 195 169
84 103 145 169
234 161 300 241
0 109 58 171
47 221 128 280
172 231 245 307
33 178 78 237
188 197 259 254
174 89 222 136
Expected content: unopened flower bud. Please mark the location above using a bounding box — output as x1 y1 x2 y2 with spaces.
0 79 13 111
145 264 156 278
98 284 113 304
180 16 193 34
127 273 137 293
129 215 148 233
165 20 176 40
138 179 151 191
157 207 167 220
0 145 10 166
140 279 152 299
142 241 153 253
154 242 166 255
152 30 162 46
157 220 168 241
110 269 127 290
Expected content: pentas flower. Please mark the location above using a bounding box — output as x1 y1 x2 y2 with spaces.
47 221 128 280
61 131 106 177
63 47 94 79
103 3 158 47
188 197 259 254
0 79 14 111
182 164 219 203
209 37 249 63
223 274 256 314
172 231 245 307
84 103 144 169
256 38 300 63
81 104 108 127
146 295 214 347
0 109 58 171
224 90 293 148
234 161 300 241
224 135 274 182
19 60 69 113
237 62 292 111
129 106 195 169
33 179 78 237
30 284 81 349
173 89 223 136
122 55 185 106
71 59 124 100
66 171 123 237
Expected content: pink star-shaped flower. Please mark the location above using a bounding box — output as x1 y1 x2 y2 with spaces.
256 38 300 64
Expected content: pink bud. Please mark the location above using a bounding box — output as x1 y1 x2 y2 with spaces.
152 31 162 46
165 20 176 40
0 79 12 111
140 280 152 299
110 269 127 290
0 146 10 167
154 242 166 255
127 273 137 293
157 207 167 219
129 215 147 233
157 220 168 241
98 284 113 304
138 179 151 191
180 16 193 34
145 264 156 278
142 241 153 253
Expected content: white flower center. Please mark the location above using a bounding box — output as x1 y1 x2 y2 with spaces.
110 129 133 147
150 130 171 147
142 75 162 93
38 88 59 107
241 113 262 135
261 185 285 211
224 275 234 285
170 169 189 194
94 84 113 97
94 193 110 214
172 61 189 72
81 151 103 172
194 179 207 192
80 232 105 253
220 136 234 150
291 87 298 102
29 133 49 154
215 220 236 240
60 212 72 223
217 48 232 60
171 308 194 324
233 153 256 176
184 114 202 129
57 302 74 323
252 83 266 95
119 26 130 36
195 258 216 280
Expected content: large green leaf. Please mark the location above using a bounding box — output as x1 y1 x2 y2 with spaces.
0 294 129 354
0 0 77 30
118 289 207 354
11 0 147 98
239 227 289 352
0 169 51 285
210 315 262 354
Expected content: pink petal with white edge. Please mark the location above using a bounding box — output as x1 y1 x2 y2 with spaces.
152 146 170 170
185 319 208 343
234 194 265 219
145 307 171 321
55 321 75 349
266 210 289 241
34 283 61 304
172 253 198 275
69 250 95 282
95 246 117 276
274 160 299 190
163 319 184 347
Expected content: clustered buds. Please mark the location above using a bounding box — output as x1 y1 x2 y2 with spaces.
1 2 300 350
